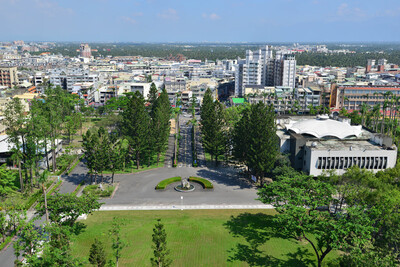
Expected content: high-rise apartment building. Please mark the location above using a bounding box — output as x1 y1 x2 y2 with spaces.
0 66 18 88
274 52 296 88
80 43 92 58
234 46 296 97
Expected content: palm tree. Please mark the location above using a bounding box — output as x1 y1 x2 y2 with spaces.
308 104 317 115
343 96 350 111
372 103 380 132
293 100 301 114
262 92 269 105
381 92 391 134
359 103 368 126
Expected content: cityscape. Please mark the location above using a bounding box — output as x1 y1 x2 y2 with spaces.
0 0 400 266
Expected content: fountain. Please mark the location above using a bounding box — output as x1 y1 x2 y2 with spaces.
174 177 195 192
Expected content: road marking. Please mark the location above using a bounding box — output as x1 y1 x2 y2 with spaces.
100 204 274 211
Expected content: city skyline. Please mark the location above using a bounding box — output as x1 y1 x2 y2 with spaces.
1 0 400 42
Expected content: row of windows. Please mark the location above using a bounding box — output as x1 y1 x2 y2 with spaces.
346 90 400 94
316 156 388 170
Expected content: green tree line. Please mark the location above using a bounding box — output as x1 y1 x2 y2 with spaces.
83 83 171 178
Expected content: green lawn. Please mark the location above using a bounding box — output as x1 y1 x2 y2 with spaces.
82 184 115 198
103 154 165 174
71 210 338 266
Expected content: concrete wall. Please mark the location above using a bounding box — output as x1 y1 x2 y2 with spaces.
304 146 397 176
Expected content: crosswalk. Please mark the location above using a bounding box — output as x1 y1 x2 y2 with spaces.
100 204 274 211
166 160 198 168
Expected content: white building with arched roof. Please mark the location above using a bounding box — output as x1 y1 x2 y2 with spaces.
277 115 397 176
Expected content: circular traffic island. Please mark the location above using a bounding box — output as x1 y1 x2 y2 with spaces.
174 183 195 192
155 176 213 192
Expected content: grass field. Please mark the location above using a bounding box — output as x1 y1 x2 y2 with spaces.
103 154 165 174
71 210 338 266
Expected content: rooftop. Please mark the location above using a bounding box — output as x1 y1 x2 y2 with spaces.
280 115 365 140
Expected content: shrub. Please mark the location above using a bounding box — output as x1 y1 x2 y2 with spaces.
82 184 115 198
24 190 43 210
188 177 213 189
72 180 85 196
155 177 181 190
56 154 78 175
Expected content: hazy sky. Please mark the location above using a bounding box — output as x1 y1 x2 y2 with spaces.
1 0 400 42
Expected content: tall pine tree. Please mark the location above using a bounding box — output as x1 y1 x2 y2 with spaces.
233 102 278 184
151 89 171 165
247 103 278 184
121 91 151 169
151 219 172 267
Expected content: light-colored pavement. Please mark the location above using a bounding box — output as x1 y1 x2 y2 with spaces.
100 204 273 211
1 114 263 265
102 165 259 206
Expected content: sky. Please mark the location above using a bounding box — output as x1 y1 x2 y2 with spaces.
1 0 400 43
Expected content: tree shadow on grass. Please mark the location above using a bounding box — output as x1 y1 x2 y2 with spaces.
224 213 316 267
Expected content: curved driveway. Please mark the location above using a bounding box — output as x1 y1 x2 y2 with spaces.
102 165 261 206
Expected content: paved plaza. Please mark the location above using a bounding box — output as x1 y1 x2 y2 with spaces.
101 165 263 207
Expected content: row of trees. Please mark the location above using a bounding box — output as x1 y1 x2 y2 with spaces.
83 127 127 184
296 51 400 67
200 89 278 183
42 43 400 67
13 193 101 266
343 91 400 136
4 86 82 192
258 166 400 266
83 84 171 178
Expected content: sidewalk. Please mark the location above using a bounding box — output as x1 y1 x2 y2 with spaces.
164 134 175 168
99 204 274 211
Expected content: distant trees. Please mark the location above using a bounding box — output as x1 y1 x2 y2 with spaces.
296 51 400 67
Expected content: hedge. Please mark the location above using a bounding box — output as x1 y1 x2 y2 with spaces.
35 179 62 209
72 180 85 196
155 176 181 190
188 177 213 189
24 190 43 210
0 235 13 251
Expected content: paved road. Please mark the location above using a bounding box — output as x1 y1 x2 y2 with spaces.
0 158 88 266
0 121 262 265
163 134 175 168
102 165 259 206
178 122 193 167
195 123 206 167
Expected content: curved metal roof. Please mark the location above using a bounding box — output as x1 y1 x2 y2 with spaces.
287 117 362 139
